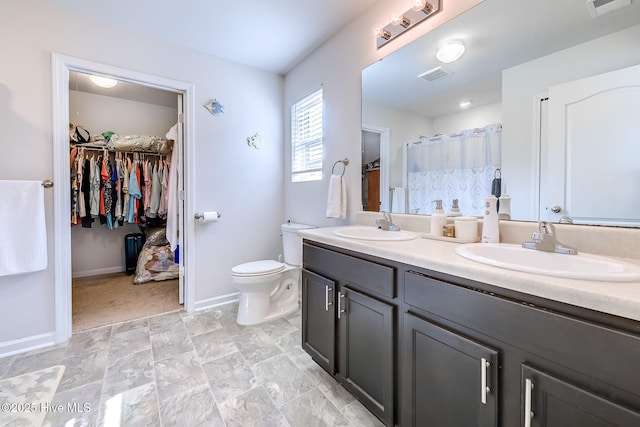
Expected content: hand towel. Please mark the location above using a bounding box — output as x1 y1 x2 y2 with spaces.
326 175 347 219
391 187 406 213
0 180 47 276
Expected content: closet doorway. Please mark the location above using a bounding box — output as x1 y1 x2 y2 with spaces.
52 54 195 343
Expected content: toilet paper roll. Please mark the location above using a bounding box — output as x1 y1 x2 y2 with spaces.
200 211 220 223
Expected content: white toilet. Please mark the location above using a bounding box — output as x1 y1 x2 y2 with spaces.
231 222 315 325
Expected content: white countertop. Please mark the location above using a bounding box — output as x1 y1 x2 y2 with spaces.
299 227 640 323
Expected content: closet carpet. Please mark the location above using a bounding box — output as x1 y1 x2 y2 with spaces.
72 273 181 332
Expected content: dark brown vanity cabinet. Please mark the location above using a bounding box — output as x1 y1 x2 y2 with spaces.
403 312 498 426
302 241 398 427
404 268 640 427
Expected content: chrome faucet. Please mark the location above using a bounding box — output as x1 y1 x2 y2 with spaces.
522 222 577 255
376 211 400 231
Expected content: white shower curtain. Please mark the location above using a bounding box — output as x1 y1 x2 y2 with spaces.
407 124 502 216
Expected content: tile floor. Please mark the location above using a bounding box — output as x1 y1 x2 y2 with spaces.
0 304 384 427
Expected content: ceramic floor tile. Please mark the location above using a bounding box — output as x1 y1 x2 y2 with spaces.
159 384 225 426
0 355 16 379
57 348 109 393
111 317 149 335
64 326 112 358
341 399 385 427
97 382 160 427
232 329 282 365
108 327 151 362
259 318 299 340
252 353 314 407
202 351 259 403
182 309 224 336
191 329 237 364
148 311 185 336
101 349 155 400
43 379 102 427
154 351 208 402
7 302 381 427
217 386 288 427
150 324 193 362
4 346 68 378
280 388 350 427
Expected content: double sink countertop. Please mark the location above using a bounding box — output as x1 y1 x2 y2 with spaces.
298 226 640 323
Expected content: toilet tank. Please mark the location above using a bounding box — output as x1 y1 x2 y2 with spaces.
282 223 316 266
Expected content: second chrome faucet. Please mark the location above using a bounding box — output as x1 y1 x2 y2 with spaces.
376 211 400 231
522 222 577 254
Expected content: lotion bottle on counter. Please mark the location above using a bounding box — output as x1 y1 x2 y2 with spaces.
482 195 500 243
430 199 447 236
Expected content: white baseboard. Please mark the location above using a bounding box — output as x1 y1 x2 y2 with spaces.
0 332 57 358
72 266 124 279
194 292 239 312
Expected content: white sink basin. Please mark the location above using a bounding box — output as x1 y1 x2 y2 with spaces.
334 226 417 241
455 243 640 282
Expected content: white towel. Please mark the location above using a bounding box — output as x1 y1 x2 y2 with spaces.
326 175 347 219
391 187 406 213
0 180 47 276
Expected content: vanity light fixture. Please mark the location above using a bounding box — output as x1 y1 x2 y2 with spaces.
436 40 466 63
376 0 440 49
391 14 411 29
89 75 118 89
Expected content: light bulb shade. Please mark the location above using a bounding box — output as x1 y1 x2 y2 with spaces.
436 41 466 63
89 75 118 88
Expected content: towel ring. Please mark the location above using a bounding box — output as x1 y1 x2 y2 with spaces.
331 158 349 176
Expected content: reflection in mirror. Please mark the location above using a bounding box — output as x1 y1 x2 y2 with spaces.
362 0 640 225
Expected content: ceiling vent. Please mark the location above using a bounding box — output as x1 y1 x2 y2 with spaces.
586 0 631 17
418 66 453 81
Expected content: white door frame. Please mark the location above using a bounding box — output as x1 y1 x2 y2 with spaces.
362 123 391 211
51 53 196 343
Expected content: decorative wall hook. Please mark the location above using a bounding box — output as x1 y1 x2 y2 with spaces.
204 99 225 116
247 133 263 149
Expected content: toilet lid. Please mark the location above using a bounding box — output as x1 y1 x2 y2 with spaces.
231 260 285 277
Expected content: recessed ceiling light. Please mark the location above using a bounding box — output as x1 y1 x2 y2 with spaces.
460 100 472 108
436 40 466 63
89 75 118 89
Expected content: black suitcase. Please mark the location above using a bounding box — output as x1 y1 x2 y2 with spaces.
124 233 145 275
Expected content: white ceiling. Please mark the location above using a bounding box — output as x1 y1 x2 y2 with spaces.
44 0 379 75
362 0 640 118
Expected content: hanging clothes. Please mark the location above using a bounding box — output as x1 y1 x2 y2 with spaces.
127 160 142 224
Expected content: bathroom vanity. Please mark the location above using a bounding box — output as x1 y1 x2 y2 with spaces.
300 227 640 427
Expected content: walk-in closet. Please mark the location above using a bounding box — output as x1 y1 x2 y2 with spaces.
69 71 183 331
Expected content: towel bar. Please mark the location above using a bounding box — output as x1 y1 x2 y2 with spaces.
331 158 349 176
42 180 53 188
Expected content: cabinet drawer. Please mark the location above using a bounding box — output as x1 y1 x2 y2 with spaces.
304 243 396 299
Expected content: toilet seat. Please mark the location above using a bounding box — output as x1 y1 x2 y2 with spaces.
231 260 284 277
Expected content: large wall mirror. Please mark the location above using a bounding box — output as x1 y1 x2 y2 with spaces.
362 0 640 226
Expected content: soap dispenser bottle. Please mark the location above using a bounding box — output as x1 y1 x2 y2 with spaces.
447 199 462 217
482 195 500 243
430 199 447 236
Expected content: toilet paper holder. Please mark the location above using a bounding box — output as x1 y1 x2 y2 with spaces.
194 212 222 220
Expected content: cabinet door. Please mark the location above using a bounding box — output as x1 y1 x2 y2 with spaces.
404 313 499 427
338 287 394 426
522 365 640 427
302 269 336 374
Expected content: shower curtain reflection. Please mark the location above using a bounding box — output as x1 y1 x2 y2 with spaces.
407 124 502 216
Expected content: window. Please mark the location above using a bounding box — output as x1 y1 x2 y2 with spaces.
291 88 323 182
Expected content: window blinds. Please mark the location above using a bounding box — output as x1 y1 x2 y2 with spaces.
291 88 323 182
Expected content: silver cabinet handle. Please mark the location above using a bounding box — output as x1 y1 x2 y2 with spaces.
481 358 491 404
524 378 534 427
325 286 333 311
337 292 346 319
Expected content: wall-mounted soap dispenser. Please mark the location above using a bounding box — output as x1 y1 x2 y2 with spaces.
430 199 447 236
482 195 500 243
